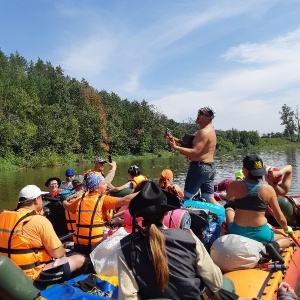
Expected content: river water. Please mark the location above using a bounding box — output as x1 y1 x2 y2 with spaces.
1 147 299 212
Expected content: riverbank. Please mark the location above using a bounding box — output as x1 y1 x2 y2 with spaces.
0 151 174 171
0 138 298 171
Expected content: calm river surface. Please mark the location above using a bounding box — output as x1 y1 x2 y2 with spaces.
1 147 299 212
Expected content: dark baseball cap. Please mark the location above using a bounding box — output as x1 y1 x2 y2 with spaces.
243 155 267 176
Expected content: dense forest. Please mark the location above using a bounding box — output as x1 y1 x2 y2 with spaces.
0 50 297 168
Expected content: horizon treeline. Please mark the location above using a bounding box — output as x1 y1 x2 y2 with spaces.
0 50 288 168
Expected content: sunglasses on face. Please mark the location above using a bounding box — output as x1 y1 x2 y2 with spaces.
198 110 210 117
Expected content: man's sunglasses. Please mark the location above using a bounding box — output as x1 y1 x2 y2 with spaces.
198 110 210 117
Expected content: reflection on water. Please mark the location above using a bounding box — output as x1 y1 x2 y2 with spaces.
1 147 300 212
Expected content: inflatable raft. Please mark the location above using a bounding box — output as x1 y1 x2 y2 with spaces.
1 196 300 299
186 197 300 299
223 229 300 300
223 195 300 299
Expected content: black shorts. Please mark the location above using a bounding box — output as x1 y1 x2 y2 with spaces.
35 259 71 288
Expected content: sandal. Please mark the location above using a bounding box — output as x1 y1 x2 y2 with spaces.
277 290 298 300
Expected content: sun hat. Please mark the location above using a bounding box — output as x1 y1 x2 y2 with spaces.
45 177 61 187
18 185 48 201
243 155 267 176
94 157 107 164
129 181 181 218
234 169 244 180
160 169 173 180
128 165 141 176
72 175 85 188
65 168 75 177
86 173 104 191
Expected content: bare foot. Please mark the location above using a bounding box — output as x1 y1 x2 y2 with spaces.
279 282 294 293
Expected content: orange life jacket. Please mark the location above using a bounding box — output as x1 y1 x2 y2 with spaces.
74 194 108 247
0 209 52 280
64 191 85 234
130 175 148 189
84 170 104 178
65 210 77 234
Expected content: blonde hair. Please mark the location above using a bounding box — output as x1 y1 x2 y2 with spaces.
147 223 169 291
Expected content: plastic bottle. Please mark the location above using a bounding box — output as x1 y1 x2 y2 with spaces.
103 228 109 239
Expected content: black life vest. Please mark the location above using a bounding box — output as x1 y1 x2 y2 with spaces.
120 228 202 300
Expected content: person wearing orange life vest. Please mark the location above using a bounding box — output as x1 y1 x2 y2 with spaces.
73 173 136 256
62 175 86 234
108 165 148 194
0 185 86 288
158 169 184 198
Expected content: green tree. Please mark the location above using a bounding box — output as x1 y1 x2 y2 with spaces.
294 106 300 142
279 104 296 140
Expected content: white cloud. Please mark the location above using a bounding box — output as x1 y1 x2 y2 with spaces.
39 1 300 134
151 28 300 134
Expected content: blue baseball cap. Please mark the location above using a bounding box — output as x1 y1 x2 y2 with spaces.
65 168 75 177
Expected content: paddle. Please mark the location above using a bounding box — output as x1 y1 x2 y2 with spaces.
266 205 300 248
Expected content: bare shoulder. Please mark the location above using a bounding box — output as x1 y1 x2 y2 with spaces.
228 180 242 190
195 125 210 138
260 182 276 195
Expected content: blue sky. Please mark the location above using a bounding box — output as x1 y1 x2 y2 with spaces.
1 0 300 134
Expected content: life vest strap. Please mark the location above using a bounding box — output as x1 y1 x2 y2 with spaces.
66 220 76 224
0 247 43 255
76 223 106 228
73 233 103 240
19 259 51 270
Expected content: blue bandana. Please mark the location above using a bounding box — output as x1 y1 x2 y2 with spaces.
86 173 104 191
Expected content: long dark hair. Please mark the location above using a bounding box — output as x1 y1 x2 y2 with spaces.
143 214 169 291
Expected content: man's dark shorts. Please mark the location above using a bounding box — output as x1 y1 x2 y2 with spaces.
35 258 71 288
184 161 216 199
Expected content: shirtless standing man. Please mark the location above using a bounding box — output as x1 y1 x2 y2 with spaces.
168 106 218 205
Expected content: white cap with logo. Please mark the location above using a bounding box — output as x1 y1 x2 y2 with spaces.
18 185 48 201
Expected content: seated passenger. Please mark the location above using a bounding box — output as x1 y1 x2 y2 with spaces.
225 155 292 249
73 173 136 255
214 171 243 201
108 165 148 194
118 181 223 299
265 165 293 197
60 168 75 190
62 175 86 234
0 185 87 288
43 177 68 237
234 169 244 180
158 169 184 198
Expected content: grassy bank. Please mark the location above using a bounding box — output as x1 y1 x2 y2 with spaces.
0 150 174 171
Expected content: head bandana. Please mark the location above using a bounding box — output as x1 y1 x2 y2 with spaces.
86 173 104 191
